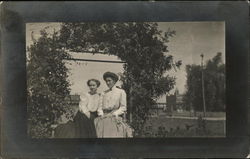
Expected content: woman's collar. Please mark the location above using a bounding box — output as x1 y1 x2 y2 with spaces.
88 91 97 95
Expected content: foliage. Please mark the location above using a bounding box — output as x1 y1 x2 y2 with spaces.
27 30 72 138
58 22 181 136
183 52 225 112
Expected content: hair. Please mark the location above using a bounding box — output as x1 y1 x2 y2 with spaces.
87 79 101 87
103 71 119 82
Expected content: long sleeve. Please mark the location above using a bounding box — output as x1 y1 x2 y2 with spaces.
79 93 89 114
112 90 127 116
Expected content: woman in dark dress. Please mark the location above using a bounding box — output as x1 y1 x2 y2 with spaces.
54 79 101 138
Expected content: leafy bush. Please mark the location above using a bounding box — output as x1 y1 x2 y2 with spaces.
27 30 72 138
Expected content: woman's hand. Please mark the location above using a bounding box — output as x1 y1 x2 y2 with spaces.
112 112 119 118
97 110 104 117
98 114 104 117
84 111 91 118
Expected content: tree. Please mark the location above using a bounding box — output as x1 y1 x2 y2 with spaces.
204 52 225 111
183 52 225 112
183 64 203 112
27 30 72 138
58 22 181 136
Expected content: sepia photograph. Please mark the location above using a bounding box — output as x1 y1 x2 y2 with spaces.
26 22 226 138
2 1 249 158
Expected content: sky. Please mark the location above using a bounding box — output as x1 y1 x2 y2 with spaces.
26 22 225 100
158 22 225 95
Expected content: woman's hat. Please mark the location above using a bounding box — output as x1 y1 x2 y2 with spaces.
103 71 119 82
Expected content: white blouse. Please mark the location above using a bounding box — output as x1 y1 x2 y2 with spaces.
97 86 127 116
79 92 102 113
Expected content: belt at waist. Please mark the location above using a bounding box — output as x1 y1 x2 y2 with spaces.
103 109 115 114
89 111 98 119
90 111 97 115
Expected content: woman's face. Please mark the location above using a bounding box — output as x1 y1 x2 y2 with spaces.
105 77 115 89
88 81 98 93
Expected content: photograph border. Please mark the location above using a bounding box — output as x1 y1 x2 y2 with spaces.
1 1 249 158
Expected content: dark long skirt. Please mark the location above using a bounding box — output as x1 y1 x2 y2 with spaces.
54 111 97 138
54 120 75 138
74 111 97 138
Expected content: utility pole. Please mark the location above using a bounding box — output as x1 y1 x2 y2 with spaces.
129 85 133 123
201 54 206 117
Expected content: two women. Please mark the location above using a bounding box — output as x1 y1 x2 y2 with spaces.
55 71 132 138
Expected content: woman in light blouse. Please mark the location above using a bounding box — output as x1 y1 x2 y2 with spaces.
95 72 132 138
74 79 102 138
54 79 101 138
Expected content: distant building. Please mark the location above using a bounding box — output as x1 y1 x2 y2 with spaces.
148 95 167 116
176 94 184 111
155 95 167 109
149 90 184 116
166 89 184 114
166 94 175 113
65 94 80 107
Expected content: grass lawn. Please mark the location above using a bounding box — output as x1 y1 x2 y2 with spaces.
143 113 226 137
152 109 225 118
